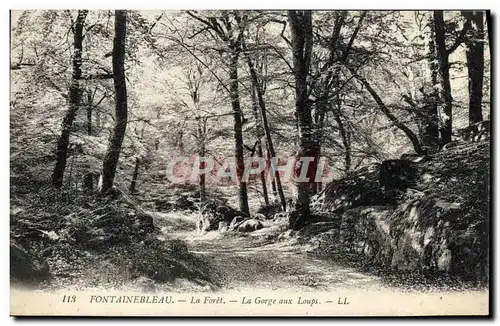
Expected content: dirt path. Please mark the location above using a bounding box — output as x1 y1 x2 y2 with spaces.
155 212 390 293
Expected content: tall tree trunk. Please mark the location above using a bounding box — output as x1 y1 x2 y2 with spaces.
250 84 269 206
99 10 128 194
51 10 88 188
311 107 325 194
485 11 492 59
243 45 286 211
423 21 441 152
288 10 314 230
332 108 351 173
197 117 207 203
86 91 92 135
464 11 485 125
266 147 278 198
256 143 269 206
95 109 101 131
433 11 453 145
229 51 249 215
129 157 140 194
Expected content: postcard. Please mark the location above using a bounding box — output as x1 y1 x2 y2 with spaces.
10 9 490 316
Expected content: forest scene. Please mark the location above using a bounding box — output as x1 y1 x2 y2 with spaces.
10 10 491 294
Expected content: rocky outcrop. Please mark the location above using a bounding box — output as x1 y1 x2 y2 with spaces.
389 196 487 281
306 141 490 282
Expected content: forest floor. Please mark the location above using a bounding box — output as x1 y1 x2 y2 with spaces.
14 204 483 294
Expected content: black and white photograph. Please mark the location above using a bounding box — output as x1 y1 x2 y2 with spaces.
9 9 491 316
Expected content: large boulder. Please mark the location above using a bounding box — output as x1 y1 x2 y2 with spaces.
10 242 49 284
130 239 214 284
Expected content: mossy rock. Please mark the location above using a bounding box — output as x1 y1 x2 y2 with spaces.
10 242 49 284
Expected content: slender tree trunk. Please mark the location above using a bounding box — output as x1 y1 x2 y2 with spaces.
288 10 314 230
68 154 75 197
243 46 286 211
51 10 88 188
349 67 425 155
464 11 485 125
95 109 101 131
485 11 492 59
266 147 278 198
197 117 207 203
99 10 128 194
433 11 453 145
229 51 249 215
86 91 92 135
129 157 140 193
332 108 351 172
311 109 324 195
250 84 270 206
